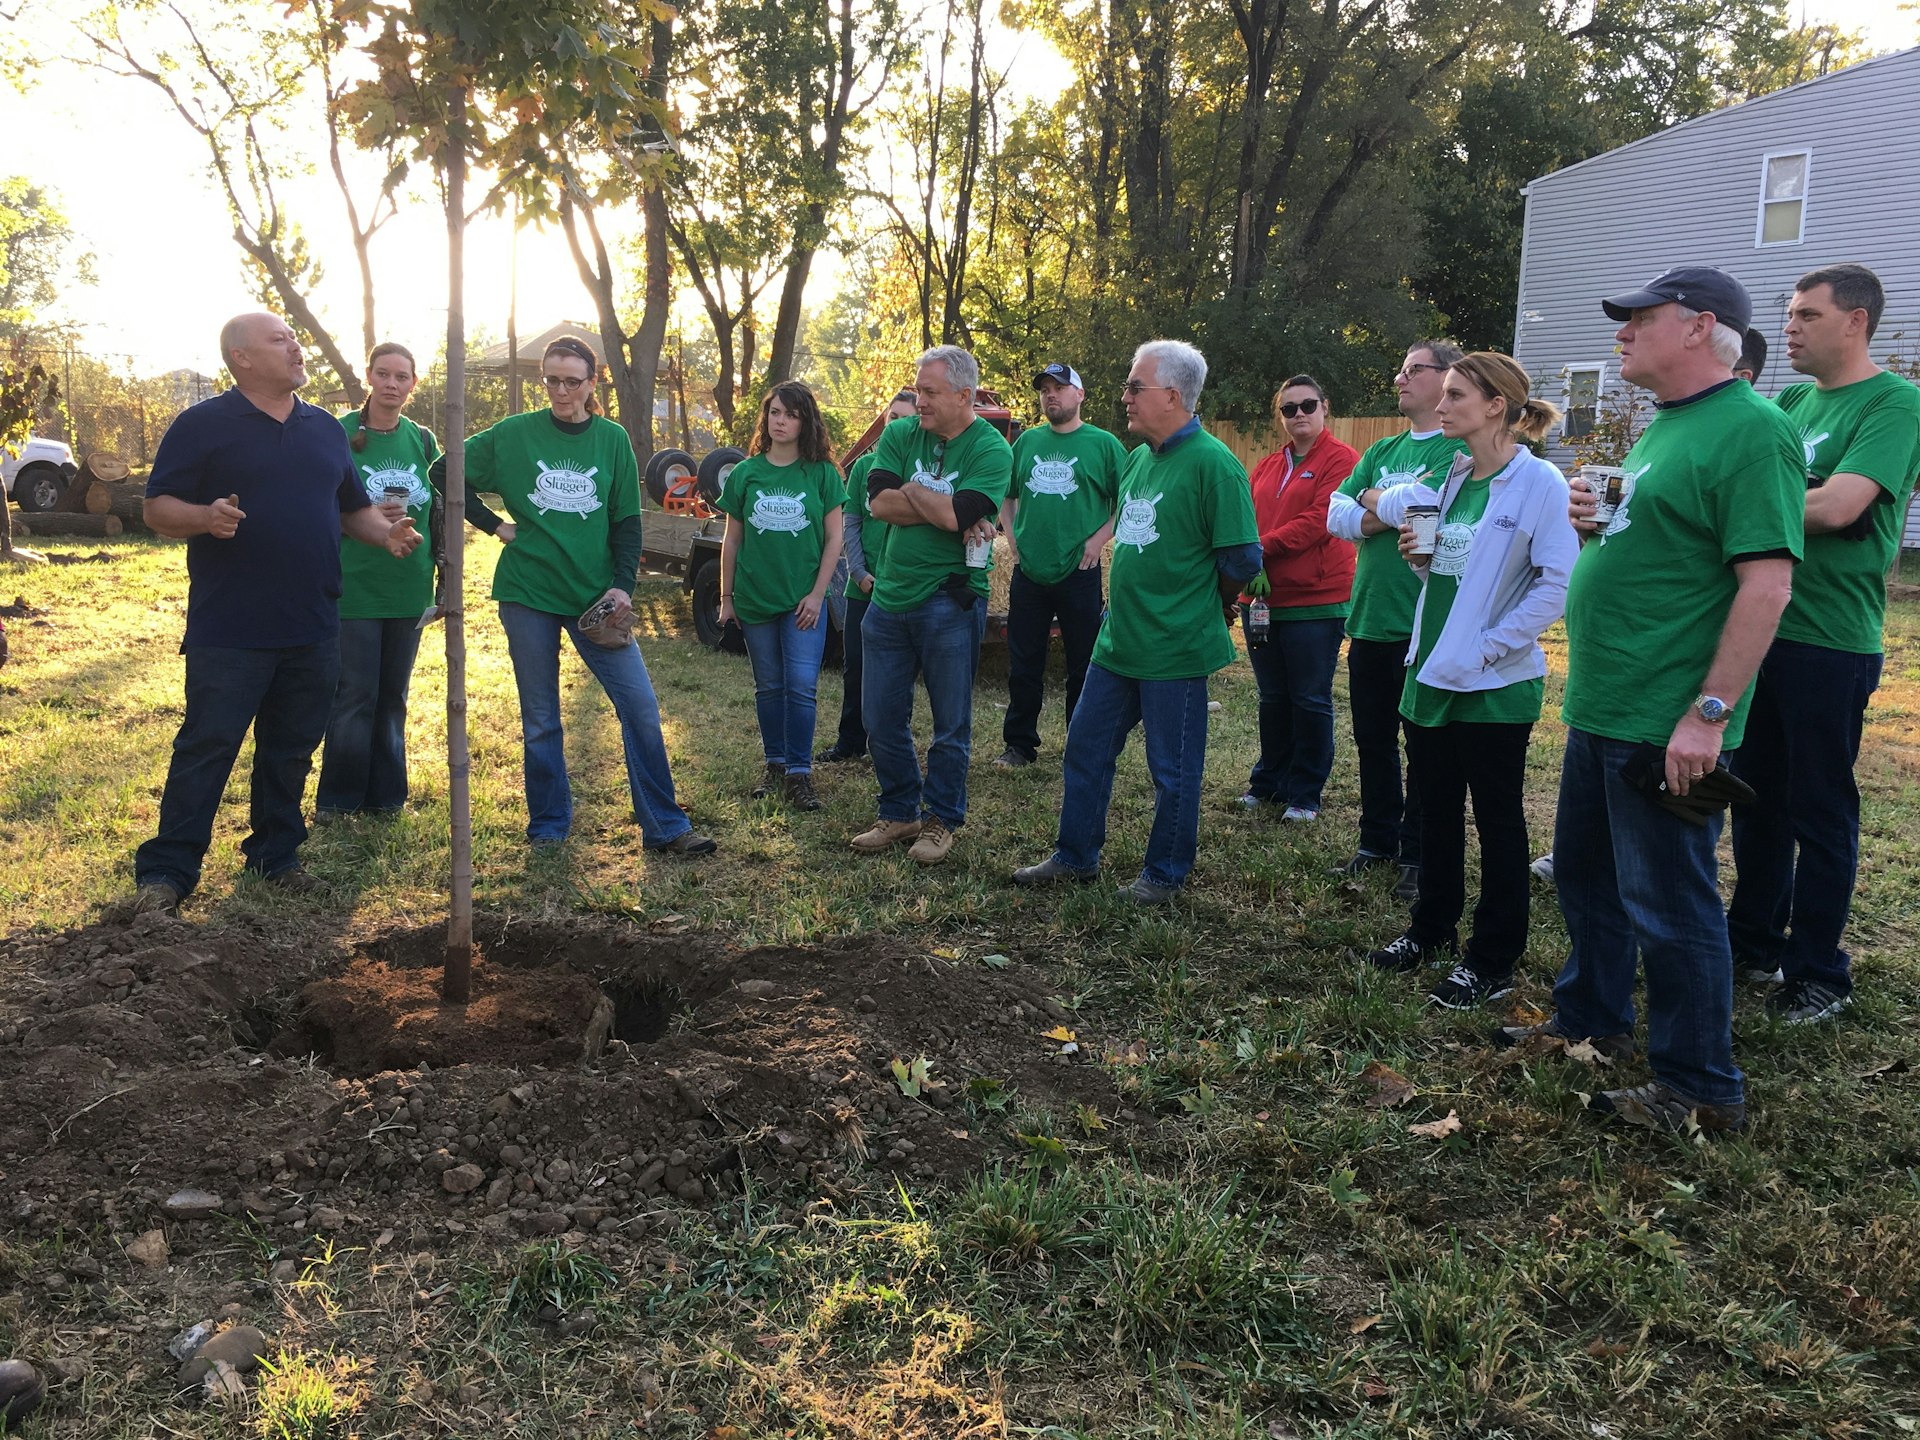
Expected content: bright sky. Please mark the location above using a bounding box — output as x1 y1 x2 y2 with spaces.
5 0 1911 378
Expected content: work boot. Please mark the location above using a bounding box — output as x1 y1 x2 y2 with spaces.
851 817 921 852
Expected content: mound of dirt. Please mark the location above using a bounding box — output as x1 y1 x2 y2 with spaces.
0 912 1146 1263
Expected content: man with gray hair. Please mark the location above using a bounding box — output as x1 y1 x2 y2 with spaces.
1494 266 1803 1135
1013 339 1260 902
853 345 1014 865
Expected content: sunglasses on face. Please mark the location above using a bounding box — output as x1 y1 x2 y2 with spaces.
1279 398 1321 417
543 374 589 391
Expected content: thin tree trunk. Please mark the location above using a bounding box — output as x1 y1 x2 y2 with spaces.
443 83 474 1004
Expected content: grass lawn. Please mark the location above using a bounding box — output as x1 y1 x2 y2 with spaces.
0 532 1917 1438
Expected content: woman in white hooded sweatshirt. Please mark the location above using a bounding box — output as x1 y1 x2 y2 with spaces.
1365 352 1578 1009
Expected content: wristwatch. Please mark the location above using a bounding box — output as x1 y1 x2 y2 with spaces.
1692 694 1732 725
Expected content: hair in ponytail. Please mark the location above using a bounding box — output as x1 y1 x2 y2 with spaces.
351 341 418 452
1448 351 1561 444
543 335 603 415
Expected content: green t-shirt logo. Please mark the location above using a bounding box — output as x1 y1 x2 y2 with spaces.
360 460 429 509
1799 428 1831 472
910 458 958 493
1377 463 1435 490
747 489 811 535
1026 454 1081 496
1114 492 1163 549
533 460 604 517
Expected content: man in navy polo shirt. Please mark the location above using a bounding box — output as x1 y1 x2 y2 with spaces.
126 312 421 914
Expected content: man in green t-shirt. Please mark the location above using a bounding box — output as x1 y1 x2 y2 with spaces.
996 362 1126 769
1326 340 1467 901
1012 339 1260 904
853 346 1014 866
819 389 918 765
1727 264 1920 1026
1495 266 1804 1137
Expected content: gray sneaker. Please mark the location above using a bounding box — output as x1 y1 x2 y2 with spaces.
1012 856 1099 887
1120 876 1180 905
1766 978 1851 1026
1736 958 1784 985
1529 853 1555 885
1588 1080 1746 1135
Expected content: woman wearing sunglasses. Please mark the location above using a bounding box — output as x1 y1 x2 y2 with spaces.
1236 374 1358 821
444 334 715 856
1366 352 1574 1008
715 381 845 810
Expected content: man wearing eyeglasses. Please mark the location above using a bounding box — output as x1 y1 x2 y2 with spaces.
995 362 1127 770
1326 340 1468 902
1013 339 1260 903
854 345 1015 865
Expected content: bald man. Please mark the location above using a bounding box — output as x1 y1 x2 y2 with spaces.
125 313 421 915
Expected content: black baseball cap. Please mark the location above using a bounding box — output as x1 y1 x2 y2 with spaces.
1601 266 1753 332
1737 327 1768 381
1032 362 1084 390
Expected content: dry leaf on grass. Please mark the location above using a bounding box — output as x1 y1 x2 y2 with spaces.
1407 1109 1462 1139
1350 1313 1382 1334
1360 1060 1415 1108
1042 1025 1077 1044
1858 1057 1909 1079
1564 1039 1616 1067
1586 1338 1632 1359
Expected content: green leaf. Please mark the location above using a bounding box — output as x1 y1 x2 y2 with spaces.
1329 1168 1371 1209
978 952 1010 969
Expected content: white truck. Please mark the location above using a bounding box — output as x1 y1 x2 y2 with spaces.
2 436 78 514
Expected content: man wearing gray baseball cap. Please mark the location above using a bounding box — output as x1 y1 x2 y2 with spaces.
1493 265 1803 1136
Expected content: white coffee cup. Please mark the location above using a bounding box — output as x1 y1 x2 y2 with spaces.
965 533 994 569
1578 466 1627 528
1406 504 1440 557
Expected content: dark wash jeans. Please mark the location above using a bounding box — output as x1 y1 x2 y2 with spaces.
862 588 987 827
317 616 423 814
1052 663 1211 890
1347 636 1422 863
1551 726 1743 1107
830 587 872 756
1727 637 1882 992
1244 613 1345 811
136 640 342 894
1003 564 1105 759
1403 719 1533 973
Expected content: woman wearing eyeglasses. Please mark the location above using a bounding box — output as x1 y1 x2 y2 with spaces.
1236 374 1358 821
1364 352 1574 1008
447 334 715 855
715 381 845 810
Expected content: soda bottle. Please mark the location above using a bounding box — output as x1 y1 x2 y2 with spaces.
1247 596 1269 648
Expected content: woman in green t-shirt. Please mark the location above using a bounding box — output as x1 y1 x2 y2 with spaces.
716 381 846 810
319 341 440 816
449 335 714 855
1365 352 1576 1010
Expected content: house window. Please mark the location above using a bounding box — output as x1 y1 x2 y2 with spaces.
1564 366 1602 440
1756 150 1810 246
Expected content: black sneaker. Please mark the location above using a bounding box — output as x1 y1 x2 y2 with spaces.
1735 957 1784 985
654 831 718 856
1426 963 1514 1010
783 772 823 811
1489 1015 1635 1062
815 744 865 764
1366 931 1457 972
994 747 1036 769
1392 863 1421 903
750 763 786 799
1766 977 1852 1026
1330 851 1394 878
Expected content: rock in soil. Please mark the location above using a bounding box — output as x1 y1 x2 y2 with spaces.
0 1360 45 1424
125 1229 169 1268
200 1359 248 1405
162 1187 222 1219
177 1324 266 1389
168 1320 215 1362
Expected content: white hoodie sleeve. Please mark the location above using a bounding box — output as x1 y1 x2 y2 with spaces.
1373 481 1440 530
1326 489 1368 542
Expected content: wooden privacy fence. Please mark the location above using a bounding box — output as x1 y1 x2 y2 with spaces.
1208 416 1404 469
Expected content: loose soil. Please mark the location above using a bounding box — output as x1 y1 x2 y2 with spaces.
0 911 1145 1259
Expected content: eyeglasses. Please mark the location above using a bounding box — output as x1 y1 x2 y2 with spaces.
1396 363 1447 379
1121 380 1177 397
542 374 589 391
1279 398 1321 417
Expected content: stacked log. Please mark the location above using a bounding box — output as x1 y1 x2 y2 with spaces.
15 513 124 538
78 455 152 533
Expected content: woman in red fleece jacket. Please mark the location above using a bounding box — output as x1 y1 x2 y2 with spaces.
1236 374 1359 819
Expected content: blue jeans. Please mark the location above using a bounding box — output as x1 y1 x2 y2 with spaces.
1727 638 1881 992
497 601 692 847
1053 663 1211 890
742 610 829 773
135 640 341 894
1003 564 1105 759
861 589 987 826
1551 726 1742 1106
1244 613 1345 809
317 616 422 813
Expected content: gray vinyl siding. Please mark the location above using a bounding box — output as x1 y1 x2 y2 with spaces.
1512 44 1920 535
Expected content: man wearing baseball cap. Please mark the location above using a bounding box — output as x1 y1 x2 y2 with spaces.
1494 265 1803 1135
995 361 1128 768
